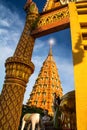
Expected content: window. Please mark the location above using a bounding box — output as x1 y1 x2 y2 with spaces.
34 100 38 104
42 100 46 105
52 84 54 88
42 92 46 95
37 92 40 95
52 71 55 74
46 77 48 80
52 77 54 80
44 84 47 87
41 77 43 80
39 84 42 87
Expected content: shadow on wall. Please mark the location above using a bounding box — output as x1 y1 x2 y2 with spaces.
72 32 84 66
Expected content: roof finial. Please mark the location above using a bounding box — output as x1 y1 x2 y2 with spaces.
49 42 52 56
27 0 32 4
48 38 55 56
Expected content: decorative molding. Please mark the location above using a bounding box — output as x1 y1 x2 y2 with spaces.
31 5 70 37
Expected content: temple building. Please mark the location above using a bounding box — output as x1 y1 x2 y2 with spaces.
27 45 63 116
0 0 87 129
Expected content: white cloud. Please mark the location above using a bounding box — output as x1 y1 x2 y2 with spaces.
0 45 13 62
55 57 73 74
0 43 13 93
0 28 8 34
32 56 44 68
0 4 23 28
34 39 46 51
0 3 24 93
0 4 24 46
55 56 75 94
0 19 10 27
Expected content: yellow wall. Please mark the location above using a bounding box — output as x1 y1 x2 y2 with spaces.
69 2 87 130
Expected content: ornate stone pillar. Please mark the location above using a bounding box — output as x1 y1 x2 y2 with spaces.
0 1 39 130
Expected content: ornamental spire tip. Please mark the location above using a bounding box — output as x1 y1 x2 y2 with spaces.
48 38 55 56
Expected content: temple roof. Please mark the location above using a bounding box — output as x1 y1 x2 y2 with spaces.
43 0 61 12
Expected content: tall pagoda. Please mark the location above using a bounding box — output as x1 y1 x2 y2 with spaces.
27 45 63 116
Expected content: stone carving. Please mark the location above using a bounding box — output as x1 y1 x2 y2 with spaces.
0 1 39 130
38 7 69 28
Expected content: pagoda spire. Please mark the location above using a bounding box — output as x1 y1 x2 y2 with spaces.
48 42 53 56
48 38 55 56
27 41 63 116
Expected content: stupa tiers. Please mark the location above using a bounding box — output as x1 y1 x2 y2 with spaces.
27 46 63 116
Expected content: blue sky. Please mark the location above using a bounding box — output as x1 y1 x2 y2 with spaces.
0 0 75 104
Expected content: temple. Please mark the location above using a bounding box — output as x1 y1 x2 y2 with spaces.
27 44 63 116
0 0 87 129
43 0 61 11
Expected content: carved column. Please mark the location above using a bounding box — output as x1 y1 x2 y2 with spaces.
0 1 39 130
